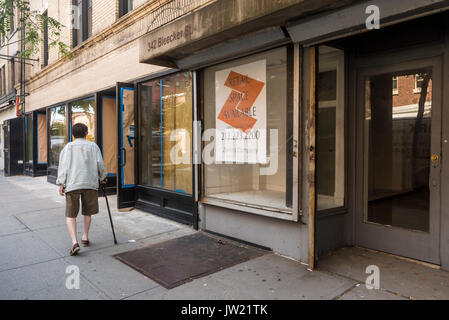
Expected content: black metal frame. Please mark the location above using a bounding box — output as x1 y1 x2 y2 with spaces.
134 70 198 227
95 88 117 196
116 82 136 209
24 109 47 177
3 117 24 176
46 103 68 184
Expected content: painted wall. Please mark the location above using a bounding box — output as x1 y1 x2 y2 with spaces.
201 204 303 260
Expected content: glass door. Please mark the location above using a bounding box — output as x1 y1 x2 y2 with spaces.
136 72 196 225
47 105 68 183
116 82 136 209
95 91 118 196
355 56 442 264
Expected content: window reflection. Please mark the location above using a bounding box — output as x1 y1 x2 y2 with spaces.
70 97 96 142
49 105 67 168
366 69 432 232
139 72 193 194
317 46 345 211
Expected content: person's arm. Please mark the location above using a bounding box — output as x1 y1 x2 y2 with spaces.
56 146 68 195
96 145 107 183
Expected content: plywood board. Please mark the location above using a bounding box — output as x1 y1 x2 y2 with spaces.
37 114 47 164
122 89 135 186
102 97 117 175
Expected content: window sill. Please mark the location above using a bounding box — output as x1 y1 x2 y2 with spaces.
200 196 297 222
317 207 348 219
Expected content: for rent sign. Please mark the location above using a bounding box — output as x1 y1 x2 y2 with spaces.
215 60 267 164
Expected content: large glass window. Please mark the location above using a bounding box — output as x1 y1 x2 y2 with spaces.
139 72 193 194
203 47 292 212
316 46 345 211
365 69 432 232
119 0 134 17
72 0 92 47
49 105 67 168
25 113 33 164
70 97 95 142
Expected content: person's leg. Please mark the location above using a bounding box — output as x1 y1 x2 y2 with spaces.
82 215 91 242
66 217 78 245
81 189 99 242
65 191 80 245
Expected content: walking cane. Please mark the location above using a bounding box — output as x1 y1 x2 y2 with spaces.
100 183 117 245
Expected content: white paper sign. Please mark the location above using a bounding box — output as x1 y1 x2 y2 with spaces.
215 59 267 164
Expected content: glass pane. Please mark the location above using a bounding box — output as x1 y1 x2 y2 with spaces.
366 69 432 232
122 88 135 186
25 114 33 164
317 46 345 211
76 0 82 44
203 47 292 211
49 105 67 168
139 72 193 194
70 97 95 142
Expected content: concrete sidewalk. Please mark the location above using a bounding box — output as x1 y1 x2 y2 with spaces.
1 173 449 300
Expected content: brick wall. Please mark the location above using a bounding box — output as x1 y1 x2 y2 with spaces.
393 74 432 107
92 0 118 36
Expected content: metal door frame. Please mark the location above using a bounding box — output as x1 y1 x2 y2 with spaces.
133 71 198 227
353 49 443 265
116 82 136 209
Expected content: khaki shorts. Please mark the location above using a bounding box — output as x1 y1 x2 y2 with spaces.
65 189 99 218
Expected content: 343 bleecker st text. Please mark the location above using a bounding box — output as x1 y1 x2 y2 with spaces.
181 304 268 318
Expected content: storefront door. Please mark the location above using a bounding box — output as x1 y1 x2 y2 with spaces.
135 72 196 225
355 54 442 264
116 82 136 209
3 117 24 176
3 122 10 175
96 90 118 196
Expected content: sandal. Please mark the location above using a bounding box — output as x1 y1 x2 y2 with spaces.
81 239 90 246
70 243 80 256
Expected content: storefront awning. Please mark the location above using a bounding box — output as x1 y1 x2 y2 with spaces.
138 0 359 69
286 0 449 46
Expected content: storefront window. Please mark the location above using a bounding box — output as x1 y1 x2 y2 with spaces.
49 105 67 168
139 72 193 194
70 97 96 142
37 113 48 164
25 113 33 164
316 46 345 211
203 46 292 212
